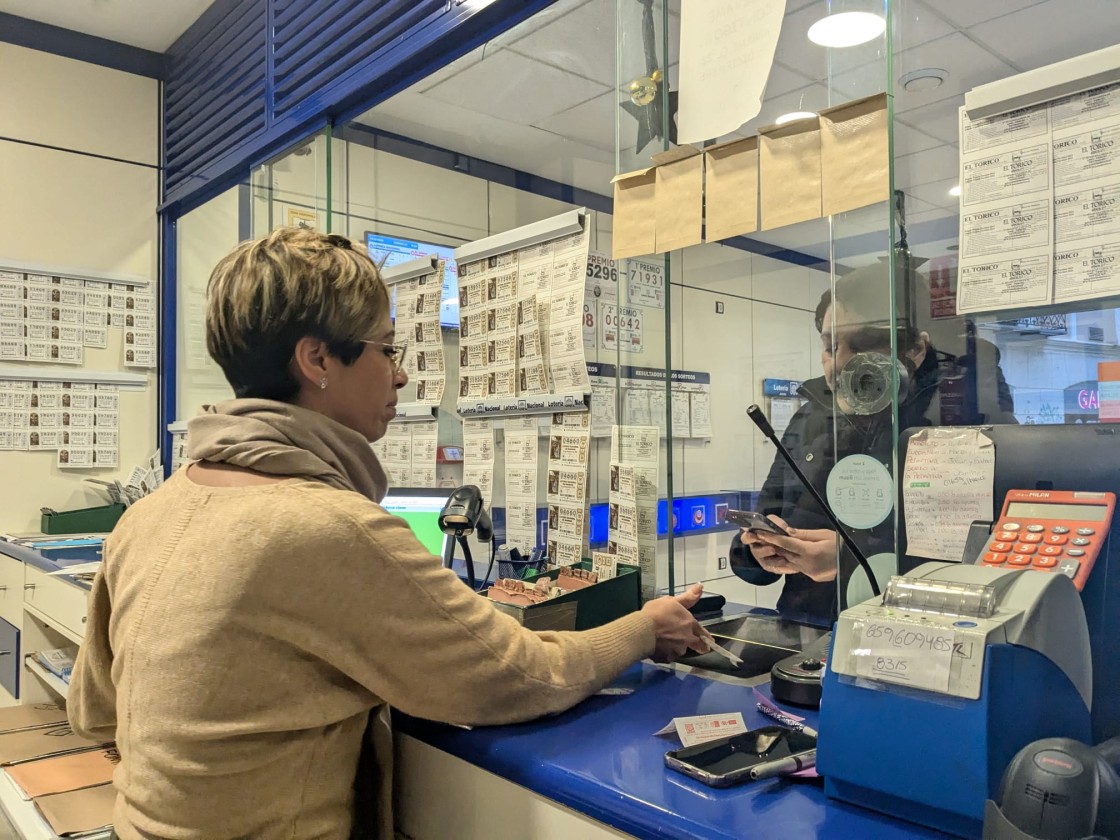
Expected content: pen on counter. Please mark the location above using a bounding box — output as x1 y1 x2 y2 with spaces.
749 748 817 781
756 702 819 739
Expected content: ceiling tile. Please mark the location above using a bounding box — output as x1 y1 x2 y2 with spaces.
928 0 1045 30
893 33 1016 115
905 177 962 211
969 1 1120 70
894 120 944 156
891 0 957 53
895 143 960 190
766 61 818 98
895 95 962 144
507 0 615 84
423 48 610 125
533 91 616 151
0 0 216 51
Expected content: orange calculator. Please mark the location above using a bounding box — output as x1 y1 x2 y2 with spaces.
979 489 1115 591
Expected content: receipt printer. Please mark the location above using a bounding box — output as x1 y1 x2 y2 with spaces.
818 563 1092 838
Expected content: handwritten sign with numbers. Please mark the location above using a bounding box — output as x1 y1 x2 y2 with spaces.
855 619 954 694
628 260 664 309
601 305 644 352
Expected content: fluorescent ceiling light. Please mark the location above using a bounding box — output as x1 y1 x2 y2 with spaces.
775 111 817 125
949 185 962 197
808 12 886 48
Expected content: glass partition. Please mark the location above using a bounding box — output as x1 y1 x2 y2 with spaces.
179 0 1120 618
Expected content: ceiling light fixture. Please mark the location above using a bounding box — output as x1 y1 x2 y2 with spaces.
900 68 948 92
949 185 962 197
775 111 817 125
808 11 886 48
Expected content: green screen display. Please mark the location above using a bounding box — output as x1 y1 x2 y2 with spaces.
395 510 447 556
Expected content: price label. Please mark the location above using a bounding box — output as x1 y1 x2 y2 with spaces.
855 619 954 693
627 260 664 309
601 304 644 352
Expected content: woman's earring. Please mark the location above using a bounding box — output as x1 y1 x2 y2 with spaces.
319 377 328 390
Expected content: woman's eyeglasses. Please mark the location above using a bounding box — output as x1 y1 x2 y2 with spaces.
361 340 408 373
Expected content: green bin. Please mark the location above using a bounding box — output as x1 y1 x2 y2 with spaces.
41 503 126 535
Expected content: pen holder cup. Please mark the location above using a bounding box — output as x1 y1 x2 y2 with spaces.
489 561 642 632
40 503 127 535
497 557 548 579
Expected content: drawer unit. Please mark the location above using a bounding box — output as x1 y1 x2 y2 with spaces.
23 566 88 641
0 556 24 628
0 619 18 698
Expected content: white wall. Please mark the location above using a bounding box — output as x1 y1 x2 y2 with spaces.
176 186 240 420
0 45 159 534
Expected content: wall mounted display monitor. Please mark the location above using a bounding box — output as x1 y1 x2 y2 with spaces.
366 233 459 328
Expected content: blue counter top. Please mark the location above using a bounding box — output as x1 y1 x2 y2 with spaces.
396 663 949 839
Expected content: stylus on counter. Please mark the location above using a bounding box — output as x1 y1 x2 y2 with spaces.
748 748 817 781
755 700 819 739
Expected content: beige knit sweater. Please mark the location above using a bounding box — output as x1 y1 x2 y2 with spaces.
70 446 655 839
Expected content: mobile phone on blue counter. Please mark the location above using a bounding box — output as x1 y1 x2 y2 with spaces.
665 726 816 788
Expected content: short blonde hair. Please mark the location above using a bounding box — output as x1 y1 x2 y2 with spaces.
206 227 390 400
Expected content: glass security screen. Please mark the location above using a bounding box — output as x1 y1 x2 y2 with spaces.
380 489 452 557
366 233 459 328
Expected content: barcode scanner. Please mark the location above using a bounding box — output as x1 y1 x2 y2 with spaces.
438 485 493 590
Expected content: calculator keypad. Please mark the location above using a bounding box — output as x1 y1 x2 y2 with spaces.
981 515 1105 591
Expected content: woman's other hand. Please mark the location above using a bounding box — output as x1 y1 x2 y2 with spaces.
641 583 707 662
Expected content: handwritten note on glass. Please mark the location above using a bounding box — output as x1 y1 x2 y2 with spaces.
855 619 954 694
903 428 995 563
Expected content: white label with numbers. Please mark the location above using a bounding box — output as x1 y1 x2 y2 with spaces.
601 305 644 353
855 619 954 694
627 260 664 309
586 251 619 304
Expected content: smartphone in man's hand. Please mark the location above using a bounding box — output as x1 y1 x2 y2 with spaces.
725 510 790 535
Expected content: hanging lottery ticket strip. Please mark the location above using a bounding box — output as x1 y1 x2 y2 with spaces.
454 209 592 418
0 263 156 369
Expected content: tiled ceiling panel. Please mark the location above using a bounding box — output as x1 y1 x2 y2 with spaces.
423 48 610 125
969 0 1120 70
893 33 1017 115
507 0 614 84
895 142 960 190
929 0 1046 31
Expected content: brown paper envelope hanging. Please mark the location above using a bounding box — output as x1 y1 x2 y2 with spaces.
611 167 657 261
33 783 116 837
759 118 823 230
704 137 759 242
0 725 109 766
0 703 67 735
652 147 703 253
6 745 119 798
821 92 889 216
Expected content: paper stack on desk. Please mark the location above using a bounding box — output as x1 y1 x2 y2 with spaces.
33 783 115 837
6 747 119 800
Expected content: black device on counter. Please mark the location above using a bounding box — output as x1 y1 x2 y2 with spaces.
984 736 1120 840
665 726 817 788
725 509 790 535
438 485 493 590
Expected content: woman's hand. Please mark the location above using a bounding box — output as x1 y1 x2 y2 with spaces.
747 517 840 582
641 583 708 662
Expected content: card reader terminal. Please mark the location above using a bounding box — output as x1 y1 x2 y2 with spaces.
979 489 1114 591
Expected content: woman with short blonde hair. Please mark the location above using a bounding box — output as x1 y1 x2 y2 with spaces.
70 227 705 840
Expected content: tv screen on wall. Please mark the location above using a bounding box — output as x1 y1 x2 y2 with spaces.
366 232 459 329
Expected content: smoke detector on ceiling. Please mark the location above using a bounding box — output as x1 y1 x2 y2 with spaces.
900 68 948 92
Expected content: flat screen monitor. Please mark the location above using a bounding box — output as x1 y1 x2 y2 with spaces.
380 488 451 558
366 233 459 329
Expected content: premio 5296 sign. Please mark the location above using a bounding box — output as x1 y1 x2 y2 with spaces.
602 305 644 352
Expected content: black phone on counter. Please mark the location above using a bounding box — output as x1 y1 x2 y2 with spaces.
664 726 816 788
725 509 790 535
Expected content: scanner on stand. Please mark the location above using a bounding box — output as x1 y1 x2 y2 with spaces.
818 563 1092 839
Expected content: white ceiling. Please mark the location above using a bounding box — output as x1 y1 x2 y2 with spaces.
0 0 217 52
355 0 1120 267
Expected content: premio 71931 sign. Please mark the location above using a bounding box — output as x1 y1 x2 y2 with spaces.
602 305 644 352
